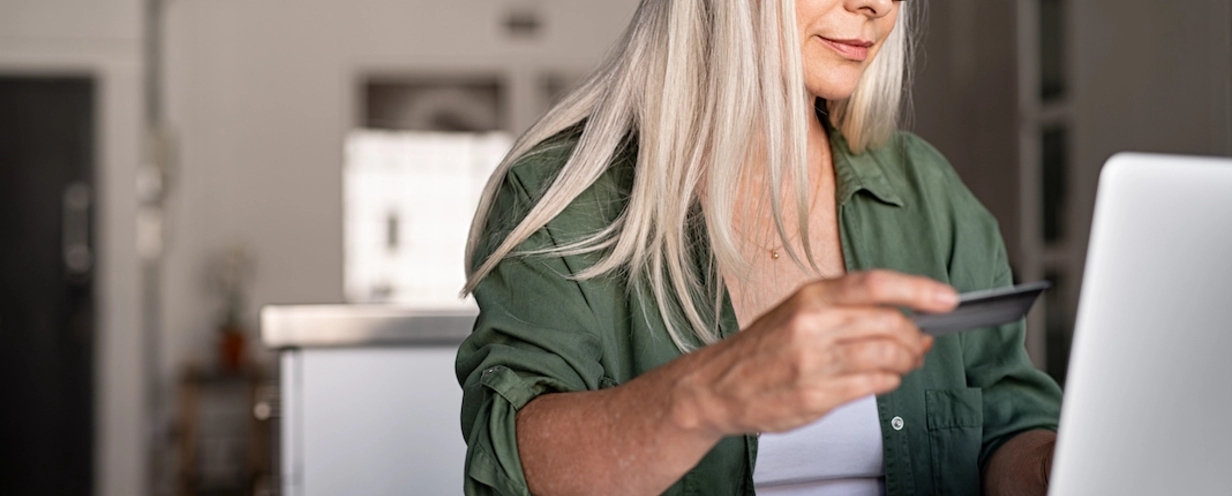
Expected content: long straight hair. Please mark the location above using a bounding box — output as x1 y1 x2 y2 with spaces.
464 0 916 352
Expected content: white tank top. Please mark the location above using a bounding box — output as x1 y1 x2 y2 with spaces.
753 395 886 495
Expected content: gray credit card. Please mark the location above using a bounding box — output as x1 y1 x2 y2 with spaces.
911 281 1051 336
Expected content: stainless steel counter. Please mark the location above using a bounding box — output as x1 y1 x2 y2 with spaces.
260 305 477 349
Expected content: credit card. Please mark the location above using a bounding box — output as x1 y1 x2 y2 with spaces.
911 281 1051 336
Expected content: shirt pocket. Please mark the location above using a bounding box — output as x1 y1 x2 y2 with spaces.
925 388 984 496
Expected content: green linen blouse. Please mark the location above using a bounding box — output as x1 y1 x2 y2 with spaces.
455 123 1063 496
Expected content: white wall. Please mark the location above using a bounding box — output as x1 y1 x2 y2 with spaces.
159 0 640 420
0 0 141 41
0 1 146 495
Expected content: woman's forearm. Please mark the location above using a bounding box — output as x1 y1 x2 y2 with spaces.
515 347 724 496
982 429 1056 496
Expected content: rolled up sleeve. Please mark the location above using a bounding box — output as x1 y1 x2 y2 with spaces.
455 166 609 495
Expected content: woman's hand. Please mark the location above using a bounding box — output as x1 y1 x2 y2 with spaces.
670 270 960 437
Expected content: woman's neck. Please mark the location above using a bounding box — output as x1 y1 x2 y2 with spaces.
808 107 833 172
724 110 846 327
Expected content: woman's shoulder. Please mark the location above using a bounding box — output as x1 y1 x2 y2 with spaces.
868 131 1011 286
874 132 968 194
504 125 634 205
499 125 584 201
478 125 636 256
872 131 998 226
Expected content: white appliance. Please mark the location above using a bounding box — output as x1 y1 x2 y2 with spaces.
263 306 476 496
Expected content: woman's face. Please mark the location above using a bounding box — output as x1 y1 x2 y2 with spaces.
796 0 901 100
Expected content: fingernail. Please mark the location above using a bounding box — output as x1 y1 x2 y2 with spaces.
935 288 959 306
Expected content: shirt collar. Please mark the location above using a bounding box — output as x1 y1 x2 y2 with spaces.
824 117 906 208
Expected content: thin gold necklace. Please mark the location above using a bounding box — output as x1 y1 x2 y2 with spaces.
739 177 825 262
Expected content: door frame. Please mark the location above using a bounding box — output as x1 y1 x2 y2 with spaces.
0 45 146 496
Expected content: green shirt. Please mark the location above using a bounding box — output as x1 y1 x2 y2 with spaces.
456 125 1063 495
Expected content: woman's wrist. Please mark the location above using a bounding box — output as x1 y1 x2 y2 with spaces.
983 429 1057 496
662 345 730 441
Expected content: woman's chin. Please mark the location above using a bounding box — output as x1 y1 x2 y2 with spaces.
804 71 864 102
807 84 860 102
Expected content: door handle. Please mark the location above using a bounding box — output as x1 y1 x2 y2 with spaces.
62 182 93 278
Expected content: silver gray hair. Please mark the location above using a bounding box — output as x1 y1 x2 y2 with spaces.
465 0 915 351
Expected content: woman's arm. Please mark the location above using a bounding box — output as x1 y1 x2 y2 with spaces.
514 346 723 496
982 429 1056 496
516 271 959 495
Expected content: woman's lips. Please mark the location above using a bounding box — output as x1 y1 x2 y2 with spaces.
819 37 873 62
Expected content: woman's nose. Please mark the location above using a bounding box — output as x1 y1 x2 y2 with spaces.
844 0 895 19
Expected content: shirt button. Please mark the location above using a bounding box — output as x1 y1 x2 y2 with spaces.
891 416 905 431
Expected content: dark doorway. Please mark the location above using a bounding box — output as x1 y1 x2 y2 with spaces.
0 76 97 495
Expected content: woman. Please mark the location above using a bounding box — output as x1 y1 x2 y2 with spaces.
457 0 1062 494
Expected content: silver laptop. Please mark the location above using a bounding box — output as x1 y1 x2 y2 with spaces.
1049 153 1232 495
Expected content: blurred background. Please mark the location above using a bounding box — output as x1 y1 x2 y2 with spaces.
0 0 1228 495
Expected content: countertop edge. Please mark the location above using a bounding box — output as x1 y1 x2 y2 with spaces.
261 305 478 349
